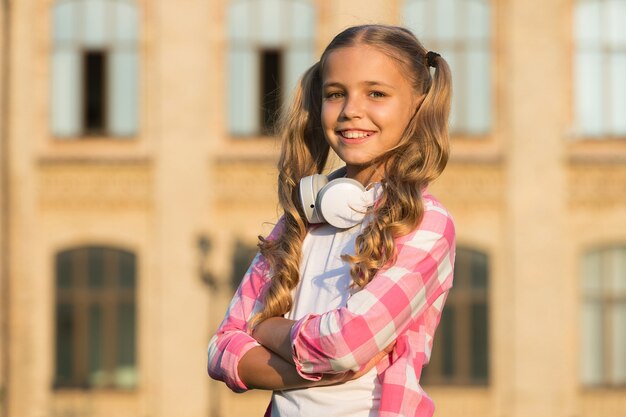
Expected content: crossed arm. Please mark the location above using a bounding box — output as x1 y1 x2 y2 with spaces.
206 250 398 392
237 334 391 390
240 317 393 389
236 345 340 390
208 207 455 392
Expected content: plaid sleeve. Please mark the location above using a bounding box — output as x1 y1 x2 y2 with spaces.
290 203 455 378
207 219 284 392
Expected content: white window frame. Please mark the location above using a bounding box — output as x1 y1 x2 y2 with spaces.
51 0 140 138
227 0 316 137
574 0 626 138
403 0 492 136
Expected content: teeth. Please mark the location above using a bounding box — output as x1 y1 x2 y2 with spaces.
342 131 370 139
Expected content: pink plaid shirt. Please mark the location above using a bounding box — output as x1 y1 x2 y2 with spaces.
208 191 455 417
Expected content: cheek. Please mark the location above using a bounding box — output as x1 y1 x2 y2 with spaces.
320 107 334 143
320 103 334 129
372 105 404 129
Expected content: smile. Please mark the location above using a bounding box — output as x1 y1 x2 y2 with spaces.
337 130 375 139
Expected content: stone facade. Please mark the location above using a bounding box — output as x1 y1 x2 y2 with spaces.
1 1 625 417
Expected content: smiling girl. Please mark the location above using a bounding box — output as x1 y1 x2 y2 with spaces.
208 24 455 417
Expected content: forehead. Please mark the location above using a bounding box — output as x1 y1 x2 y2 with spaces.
322 45 410 85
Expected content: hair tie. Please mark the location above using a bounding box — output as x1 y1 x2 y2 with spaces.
425 51 440 68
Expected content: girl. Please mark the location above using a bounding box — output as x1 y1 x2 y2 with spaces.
208 24 455 417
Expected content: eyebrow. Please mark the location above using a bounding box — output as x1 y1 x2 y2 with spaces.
323 80 396 89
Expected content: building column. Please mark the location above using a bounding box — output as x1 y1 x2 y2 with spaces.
503 0 573 416
0 1 9 413
153 1 214 416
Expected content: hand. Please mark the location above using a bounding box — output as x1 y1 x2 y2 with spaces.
347 341 395 381
314 341 395 386
313 370 356 387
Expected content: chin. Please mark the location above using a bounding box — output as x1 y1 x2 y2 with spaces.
340 154 379 167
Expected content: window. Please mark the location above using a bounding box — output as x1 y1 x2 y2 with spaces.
580 246 626 387
403 0 492 135
83 50 107 134
52 0 139 138
574 0 626 137
230 240 258 291
55 246 137 389
261 49 283 135
422 247 489 385
227 0 315 136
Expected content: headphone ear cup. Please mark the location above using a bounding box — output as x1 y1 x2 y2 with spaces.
299 174 329 224
317 178 368 229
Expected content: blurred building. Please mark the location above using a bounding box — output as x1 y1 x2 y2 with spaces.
0 1 625 417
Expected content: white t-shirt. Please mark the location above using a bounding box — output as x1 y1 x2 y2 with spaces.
271 222 381 417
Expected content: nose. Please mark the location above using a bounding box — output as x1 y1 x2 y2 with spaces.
340 95 363 119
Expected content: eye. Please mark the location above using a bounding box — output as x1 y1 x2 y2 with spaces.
369 91 386 98
325 91 344 100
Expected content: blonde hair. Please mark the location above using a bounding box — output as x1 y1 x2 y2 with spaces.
251 24 451 326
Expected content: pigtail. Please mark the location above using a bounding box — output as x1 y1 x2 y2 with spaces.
251 62 329 327
414 53 452 183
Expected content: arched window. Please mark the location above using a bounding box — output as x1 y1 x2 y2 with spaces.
422 247 489 385
227 0 316 136
403 0 491 135
580 246 626 386
574 0 626 137
55 246 137 389
52 0 140 138
230 239 258 291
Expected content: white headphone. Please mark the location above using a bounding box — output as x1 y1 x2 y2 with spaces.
299 167 381 229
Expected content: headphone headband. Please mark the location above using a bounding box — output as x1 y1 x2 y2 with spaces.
326 166 347 181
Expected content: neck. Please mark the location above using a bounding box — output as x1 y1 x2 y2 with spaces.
346 165 383 186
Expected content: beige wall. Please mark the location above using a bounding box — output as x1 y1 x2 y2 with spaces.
2 0 626 417
0 1 7 415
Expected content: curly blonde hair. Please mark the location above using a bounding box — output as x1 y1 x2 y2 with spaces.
251 24 452 326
